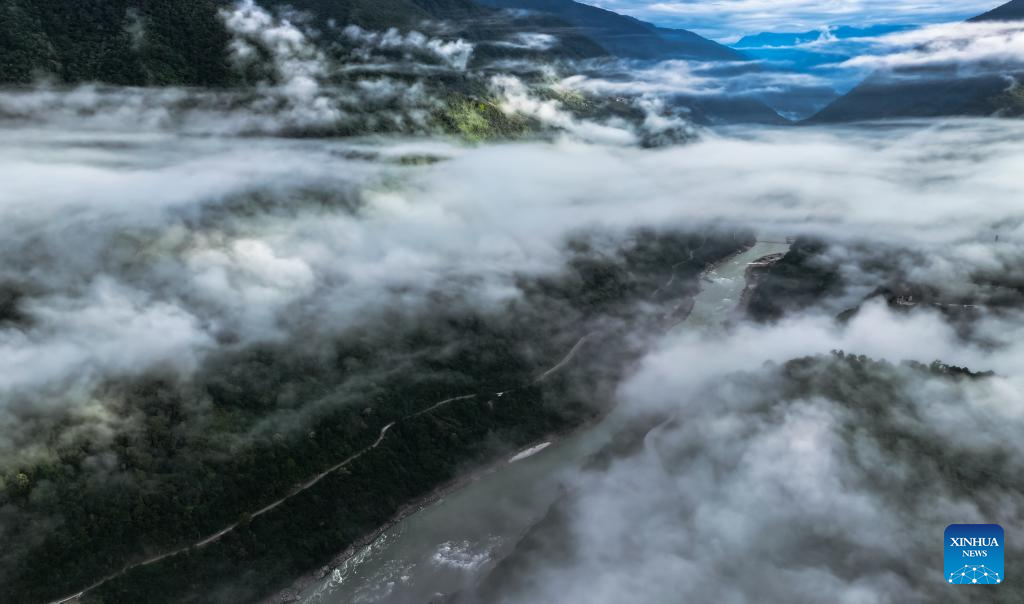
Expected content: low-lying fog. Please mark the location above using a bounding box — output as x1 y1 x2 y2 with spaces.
3 87 1024 604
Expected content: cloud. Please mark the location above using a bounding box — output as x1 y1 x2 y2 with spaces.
221 0 345 128
840 21 1024 75
584 0 1001 39
3 116 1022 416
492 32 560 51
0 2 482 136
340 25 475 71
408 118 1024 247
6 68 1024 602
462 288 1024 602
2 5 723 138
483 357 1022 603
561 58 831 97
490 75 641 145
0 278 212 397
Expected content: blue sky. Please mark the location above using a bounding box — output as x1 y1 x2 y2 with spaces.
583 1 1006 41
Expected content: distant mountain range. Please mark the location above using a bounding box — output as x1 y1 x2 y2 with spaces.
472 0 788 124
809 0 1024 122
13 0 1019 127
736 25 908 50
734 25 911 71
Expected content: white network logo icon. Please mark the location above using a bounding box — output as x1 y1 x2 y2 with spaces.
949 565 1001 584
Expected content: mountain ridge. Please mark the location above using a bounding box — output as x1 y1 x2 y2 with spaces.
970 0 1024 21
0 0 789 126
807 0 1024 123
477 0 745 62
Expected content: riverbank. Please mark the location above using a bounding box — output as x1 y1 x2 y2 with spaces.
261 415 605 604
272 239 790 604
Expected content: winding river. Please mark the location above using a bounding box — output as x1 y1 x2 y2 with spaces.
293 241 790 604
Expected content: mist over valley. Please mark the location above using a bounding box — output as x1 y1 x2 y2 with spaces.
2 2 1024 603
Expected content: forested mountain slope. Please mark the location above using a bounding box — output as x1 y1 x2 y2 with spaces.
0 0 233 85
0 0 605 86
0 0 748 86
808 0 1024 122
970 0 1024 21
476 0 745 61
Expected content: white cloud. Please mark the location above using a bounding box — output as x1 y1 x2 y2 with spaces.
0 279 212 396
341 25 475 71
561 58 831 97
5 71 1024 602
479 298 1024 603
840 21 1024 73
586 0 1001 39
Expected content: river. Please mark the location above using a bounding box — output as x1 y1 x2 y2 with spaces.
293 241 790 604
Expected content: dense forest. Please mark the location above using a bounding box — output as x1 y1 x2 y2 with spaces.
747 235 1024 326
0 0 234 85
746 238 842 321
1 228 751 604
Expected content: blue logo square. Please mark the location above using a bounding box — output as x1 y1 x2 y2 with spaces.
945 524 1004 585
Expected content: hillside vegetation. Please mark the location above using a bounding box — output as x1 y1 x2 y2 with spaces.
0 0 233 85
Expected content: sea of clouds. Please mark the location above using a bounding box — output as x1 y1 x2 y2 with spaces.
3 3 1024 602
